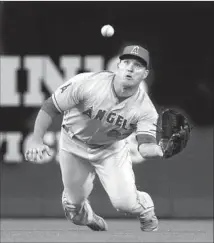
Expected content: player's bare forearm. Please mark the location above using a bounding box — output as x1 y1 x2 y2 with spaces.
25 108 56 162
32 109 53 142
138 143 163 159
32 97 61 142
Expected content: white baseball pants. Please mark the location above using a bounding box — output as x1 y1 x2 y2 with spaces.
59 128 154 217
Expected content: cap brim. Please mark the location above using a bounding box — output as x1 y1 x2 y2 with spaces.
119 54 148 67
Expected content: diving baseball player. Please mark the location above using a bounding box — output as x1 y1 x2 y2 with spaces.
25 45 190 232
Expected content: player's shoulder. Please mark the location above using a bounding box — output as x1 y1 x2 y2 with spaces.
83 71 115 89
89 70 114 79
74 70 114 82
73 71 95 80
144 93 158 113
137 85 158 118
63 72 93 85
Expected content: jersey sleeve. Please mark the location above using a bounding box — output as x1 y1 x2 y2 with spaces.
136 94 159 138
52 72 93 112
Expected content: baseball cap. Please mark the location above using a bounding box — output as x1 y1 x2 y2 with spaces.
119 45 149 67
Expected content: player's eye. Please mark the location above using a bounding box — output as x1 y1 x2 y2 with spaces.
134 63 143 70
123 60 129 65
135 63 142 68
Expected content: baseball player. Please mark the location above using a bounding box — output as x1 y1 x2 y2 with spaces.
25 45 189 232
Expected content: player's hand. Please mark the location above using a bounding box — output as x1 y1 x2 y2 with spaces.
24 138 51 163
126 133 146 163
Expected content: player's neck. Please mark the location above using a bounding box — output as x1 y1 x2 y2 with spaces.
113 76 138 102
112 76 126 102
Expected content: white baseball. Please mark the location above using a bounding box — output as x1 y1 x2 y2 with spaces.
101 25 115 37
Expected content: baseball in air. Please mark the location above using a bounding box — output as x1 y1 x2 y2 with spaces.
101 25 115 37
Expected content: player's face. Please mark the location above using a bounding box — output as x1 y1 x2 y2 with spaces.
115 58 149 97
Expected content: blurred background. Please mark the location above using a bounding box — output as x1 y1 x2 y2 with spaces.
0 2 213 219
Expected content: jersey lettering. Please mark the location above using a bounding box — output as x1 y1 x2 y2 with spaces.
106 112 116 123
122 119 129 130
82 107 130 130
94 110 106 120
115 115 123 126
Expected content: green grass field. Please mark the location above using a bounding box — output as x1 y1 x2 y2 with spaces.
1 218 213 242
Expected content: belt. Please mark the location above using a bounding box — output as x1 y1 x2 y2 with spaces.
62 125 105 149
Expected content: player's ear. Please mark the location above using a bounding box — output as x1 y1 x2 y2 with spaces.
143 69 149 79
117 60 122 69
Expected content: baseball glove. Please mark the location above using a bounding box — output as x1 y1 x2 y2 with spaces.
158 109 191 159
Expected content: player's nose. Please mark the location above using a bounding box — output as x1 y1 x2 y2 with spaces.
126 63 134 72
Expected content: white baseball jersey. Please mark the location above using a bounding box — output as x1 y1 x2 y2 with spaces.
52 71 158 147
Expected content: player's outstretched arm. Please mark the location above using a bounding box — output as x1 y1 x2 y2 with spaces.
25 97 60 163
136 133 163 160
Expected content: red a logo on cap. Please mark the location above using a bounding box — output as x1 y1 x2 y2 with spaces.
131 46 139 55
